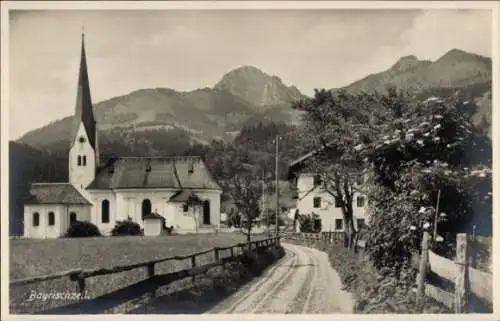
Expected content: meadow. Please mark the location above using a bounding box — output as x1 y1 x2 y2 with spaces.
9 233 266 313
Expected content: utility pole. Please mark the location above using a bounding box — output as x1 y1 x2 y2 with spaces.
261 170 265 221
274 135 280 237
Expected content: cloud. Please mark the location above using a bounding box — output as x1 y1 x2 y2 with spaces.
7 9 493 140
400 9 492 59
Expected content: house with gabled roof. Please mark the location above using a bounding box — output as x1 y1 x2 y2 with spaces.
287 147 368 233
23 33 222 238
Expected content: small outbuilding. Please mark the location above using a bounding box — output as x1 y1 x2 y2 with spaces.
143 211 164 236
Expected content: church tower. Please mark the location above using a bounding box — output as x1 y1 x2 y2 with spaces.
69 32 99 191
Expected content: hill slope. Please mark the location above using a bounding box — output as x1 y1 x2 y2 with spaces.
18 66 306 151
333 49 492 134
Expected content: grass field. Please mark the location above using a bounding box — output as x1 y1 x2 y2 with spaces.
9 233 266 313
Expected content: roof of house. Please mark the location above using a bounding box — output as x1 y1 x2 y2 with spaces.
287 145 328 180
25 183 92 205
143 212 164 220
287 140 343 180
169 190 203 203
87 156 221 191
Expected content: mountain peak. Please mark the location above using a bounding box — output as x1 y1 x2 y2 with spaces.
437 48 490 64
390 55 426 73
214 65 305 106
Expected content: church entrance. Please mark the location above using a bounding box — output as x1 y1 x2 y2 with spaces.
203 200 210 225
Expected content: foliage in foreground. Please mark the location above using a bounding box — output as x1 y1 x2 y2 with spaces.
111 217 143 236
292 87 492 271
64 220 101 238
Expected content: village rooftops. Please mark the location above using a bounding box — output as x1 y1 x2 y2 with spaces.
87 156 221 191
24 183 92 205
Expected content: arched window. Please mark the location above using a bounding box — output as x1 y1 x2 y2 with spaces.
48 212 55 226
70 212 77 225
203 200 211 225
77 156 82 166
33 212 39 227
82 155 87 166
142 199 152 219
101 200 110 223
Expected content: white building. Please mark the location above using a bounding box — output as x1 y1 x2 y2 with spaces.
287 150 368 233
23 33 222 238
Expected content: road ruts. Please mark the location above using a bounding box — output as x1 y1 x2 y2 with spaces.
207 242 353 314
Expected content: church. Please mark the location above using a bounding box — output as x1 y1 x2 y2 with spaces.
22 34 222 238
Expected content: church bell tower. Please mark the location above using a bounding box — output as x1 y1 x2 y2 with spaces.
69 31 99 190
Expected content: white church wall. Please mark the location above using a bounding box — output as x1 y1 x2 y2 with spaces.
57 204 92 236
193 189 221 228
172 203 199 232
69 122 96 191
88 190 116 236
24 205 64 238
115 189 179 228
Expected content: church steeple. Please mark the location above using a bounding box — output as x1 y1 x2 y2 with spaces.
69 31 98 191
70 30 96 150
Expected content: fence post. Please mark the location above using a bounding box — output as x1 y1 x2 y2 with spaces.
470 225 477 269
77 277 86 299
191 256 196 283
70 271 86 299
416 231 430 312
455 233 470 313
214 247 220 262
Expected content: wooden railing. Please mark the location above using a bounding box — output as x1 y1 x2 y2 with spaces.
412 232 492 313
281 231 366 248
10 237 281 314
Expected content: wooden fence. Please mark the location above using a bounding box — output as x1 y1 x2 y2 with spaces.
10 237 280 314
412 232 492 313
280 231 366 248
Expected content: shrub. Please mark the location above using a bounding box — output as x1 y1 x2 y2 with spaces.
64 220 101 238
299 214 322 233
111 217 143 236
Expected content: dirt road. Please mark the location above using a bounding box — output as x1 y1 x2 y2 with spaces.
208 242 353 314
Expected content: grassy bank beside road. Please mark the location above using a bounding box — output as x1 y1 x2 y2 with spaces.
10 233 271 313
284 239 450 314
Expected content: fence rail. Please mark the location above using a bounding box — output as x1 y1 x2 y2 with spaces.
10 236 281 314
280 231 366 248
412 232 492 313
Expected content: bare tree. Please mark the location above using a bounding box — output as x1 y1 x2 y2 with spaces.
223 169 262 245
185 192 203 234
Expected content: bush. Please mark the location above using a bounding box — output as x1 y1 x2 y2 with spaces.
64 220 101 238
111 217 143 236
299 214 322 233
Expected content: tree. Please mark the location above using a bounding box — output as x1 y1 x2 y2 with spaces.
222 167 263 244
184 192 204 234
292 89 379 250
360 90 492 269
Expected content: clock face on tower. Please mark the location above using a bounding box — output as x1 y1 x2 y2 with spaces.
79 136 86 143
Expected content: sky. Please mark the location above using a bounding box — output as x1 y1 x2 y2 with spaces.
8 8 493 140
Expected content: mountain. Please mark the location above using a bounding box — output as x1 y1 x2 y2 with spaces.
333 49 492 134
17 66 306 153
214 65 306 106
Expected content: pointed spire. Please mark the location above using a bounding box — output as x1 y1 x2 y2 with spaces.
71 31 96 150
